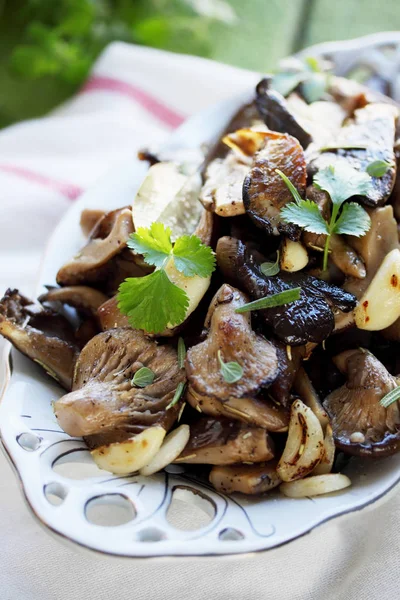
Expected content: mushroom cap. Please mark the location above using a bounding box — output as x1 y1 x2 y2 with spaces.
54 328 185 438
324 348 400 457
186 284 279 402
209 461 281 495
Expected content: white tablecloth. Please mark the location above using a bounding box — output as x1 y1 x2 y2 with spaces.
0 42 399 600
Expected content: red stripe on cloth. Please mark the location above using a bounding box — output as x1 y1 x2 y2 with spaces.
0 164 83 200
81 75 185 128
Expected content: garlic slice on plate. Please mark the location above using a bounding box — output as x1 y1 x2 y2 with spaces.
140 424 190 476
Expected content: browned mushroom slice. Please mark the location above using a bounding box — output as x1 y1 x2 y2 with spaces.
345 205 399 298
176 417 274 465
255 78 312 148
209 462 281 495
80 209 106 237
243 132 306 238
39 286 108 319
54 328 185 437
97 295 129 330
324 348 400 457
309 103 398 208
0 289 79 389
56 207 136 288
186 284 279 416
286 94 346 148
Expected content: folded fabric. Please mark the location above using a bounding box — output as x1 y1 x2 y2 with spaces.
0 42 398 600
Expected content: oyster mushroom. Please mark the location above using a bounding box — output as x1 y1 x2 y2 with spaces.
209 462 281 495
324 348 400 457
309 103 398 208
39 286 108 320
80 209 106 237
54 328 185 438
255 78 312 148
0 289 79 389
176 417 274 465
216 236 356 345
200 152 249 217
57 207 147 290
186 284 283 429
243 131 306 238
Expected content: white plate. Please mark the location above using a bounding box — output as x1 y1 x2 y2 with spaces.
1 73 400 559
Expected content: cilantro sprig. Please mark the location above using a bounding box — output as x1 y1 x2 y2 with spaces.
279 164 372 271
118 223 215 334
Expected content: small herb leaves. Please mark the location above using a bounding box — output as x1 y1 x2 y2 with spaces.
366 159 393 178
118 223 216 334
278 164 372 271
166 381 186 410
380 386 400 408
272 56 329 103
260 252 280 276
177 337 186 369
235 288 301 314
217 350 243 384
132 367 155 388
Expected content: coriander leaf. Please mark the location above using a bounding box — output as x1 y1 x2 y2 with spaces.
333 203 371 237
314 163 372 206
166 381 186 410
301 73 327 103
127 222 172 268
272 72 306 97
261 252 280 276
235 288 301 314
305 56 323 73
280 200 329 234
177 337 186 369
217 350 243 384
172 235 216 277
366 159 393 177
132 367 155 388
276 169 303 204
117 269 188 334
380 386 400 408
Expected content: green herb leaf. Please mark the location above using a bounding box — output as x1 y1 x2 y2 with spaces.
320 144 368 152
132 367 155 388
166 381 186 410
177 337 186 369
128 222 172 268
333 202 371 236
366 159 393 178
305 56 323 73
118 269 189 334
172 235 216 277
217 350 243 384
271 72 306 97
260 252 280 276
275 169 303 204
301 73 327 103
314 163 372 206
235 288 301 314
280 200 329 234
380 386 400 408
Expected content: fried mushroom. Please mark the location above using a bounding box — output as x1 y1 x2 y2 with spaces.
209 462 281 495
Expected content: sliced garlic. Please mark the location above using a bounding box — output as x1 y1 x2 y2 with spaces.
280 474 351 498
91 427 166 474
280 239 309 272
277 399 324 482
313 424 335 475
354 249 400 331
140 425 190 476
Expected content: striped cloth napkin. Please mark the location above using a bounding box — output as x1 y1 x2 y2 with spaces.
0 42 399 600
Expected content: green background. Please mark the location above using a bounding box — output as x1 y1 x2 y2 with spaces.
1 0 400 129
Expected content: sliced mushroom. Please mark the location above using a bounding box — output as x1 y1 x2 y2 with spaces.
216 236 356 345
243 132 306 238
0 289 79 389
56 207 143 289
309 103 398 208
176 417 274 465
80 209 106 238
39 286 108 319
186 284 280 422
200 152 248 217
345 205 399 298
209 462 281 495
222 128 270 158
255 78 312 148
97 296 129 330
324 348 400 457
132 162 204 239
54 328 185 438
